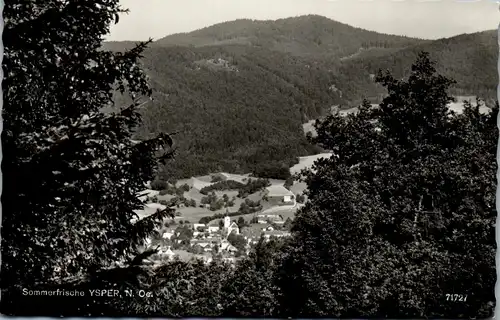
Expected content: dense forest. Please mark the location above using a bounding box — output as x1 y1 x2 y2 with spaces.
337 30 497 104
152 15 426 59
102 15 497 179
114 44 332 179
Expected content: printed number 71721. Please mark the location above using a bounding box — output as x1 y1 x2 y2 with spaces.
446 294 468 302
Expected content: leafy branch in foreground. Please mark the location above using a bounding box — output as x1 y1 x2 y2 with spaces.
1 0 174 315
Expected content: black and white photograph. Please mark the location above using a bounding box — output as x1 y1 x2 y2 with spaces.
0 0 498 318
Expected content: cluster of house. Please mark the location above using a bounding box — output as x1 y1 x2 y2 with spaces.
136 181 298 266
189 217 240 254
148 216 241 264
144 213 292 266
243 224 291 246
256 213 285 225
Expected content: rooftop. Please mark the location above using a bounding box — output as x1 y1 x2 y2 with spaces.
263 230 291 237
266 185 294 197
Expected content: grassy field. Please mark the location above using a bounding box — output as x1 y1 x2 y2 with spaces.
290 153 333 175
141 172 306 225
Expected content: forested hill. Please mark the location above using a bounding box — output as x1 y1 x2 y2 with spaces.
337 30 497 104
129 44 333 179
152 15 426 59
102 16 496 179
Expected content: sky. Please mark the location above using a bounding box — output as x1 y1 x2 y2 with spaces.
106 0 499 41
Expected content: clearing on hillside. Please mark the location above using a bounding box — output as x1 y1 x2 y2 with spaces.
290 153 334 175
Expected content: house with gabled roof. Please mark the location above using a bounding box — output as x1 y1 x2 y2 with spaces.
265 185 295 205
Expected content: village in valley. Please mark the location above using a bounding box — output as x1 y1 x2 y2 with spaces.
132 170 313 266
129 95 484 268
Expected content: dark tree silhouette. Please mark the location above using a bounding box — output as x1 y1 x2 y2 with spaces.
1 0 173 316
276 52 496 318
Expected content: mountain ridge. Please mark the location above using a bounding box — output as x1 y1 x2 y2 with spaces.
151 15 428 59
102 15 496 180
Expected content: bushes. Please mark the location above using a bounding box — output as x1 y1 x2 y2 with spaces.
239 200 262 215
296 194 305 203
237 217 246 229
211 175 226 183
210 199 226 212
251 161 291 180
159 184 186 196
161 196 195 208
227 233 246 252
200 196 211 205
200 192 233 211
198 210 242 224
159 185 177 196
159 188 173 196
150 180 169 191
200 180 244 195
244 198 260 207
237 178 271 198
283 177 294 190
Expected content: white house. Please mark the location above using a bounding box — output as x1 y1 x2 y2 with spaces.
162 231 174 240
265 185 295 204
208 226 220 233
257 215 267 224
262 230 291 242
193 223 206 230
257 214 283 224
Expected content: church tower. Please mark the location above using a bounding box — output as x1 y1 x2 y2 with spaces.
223 216 230 229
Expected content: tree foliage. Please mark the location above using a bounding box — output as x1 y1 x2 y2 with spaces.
1 0 173 315
277 52 497 318
200 180 244 194
338 30 497 104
